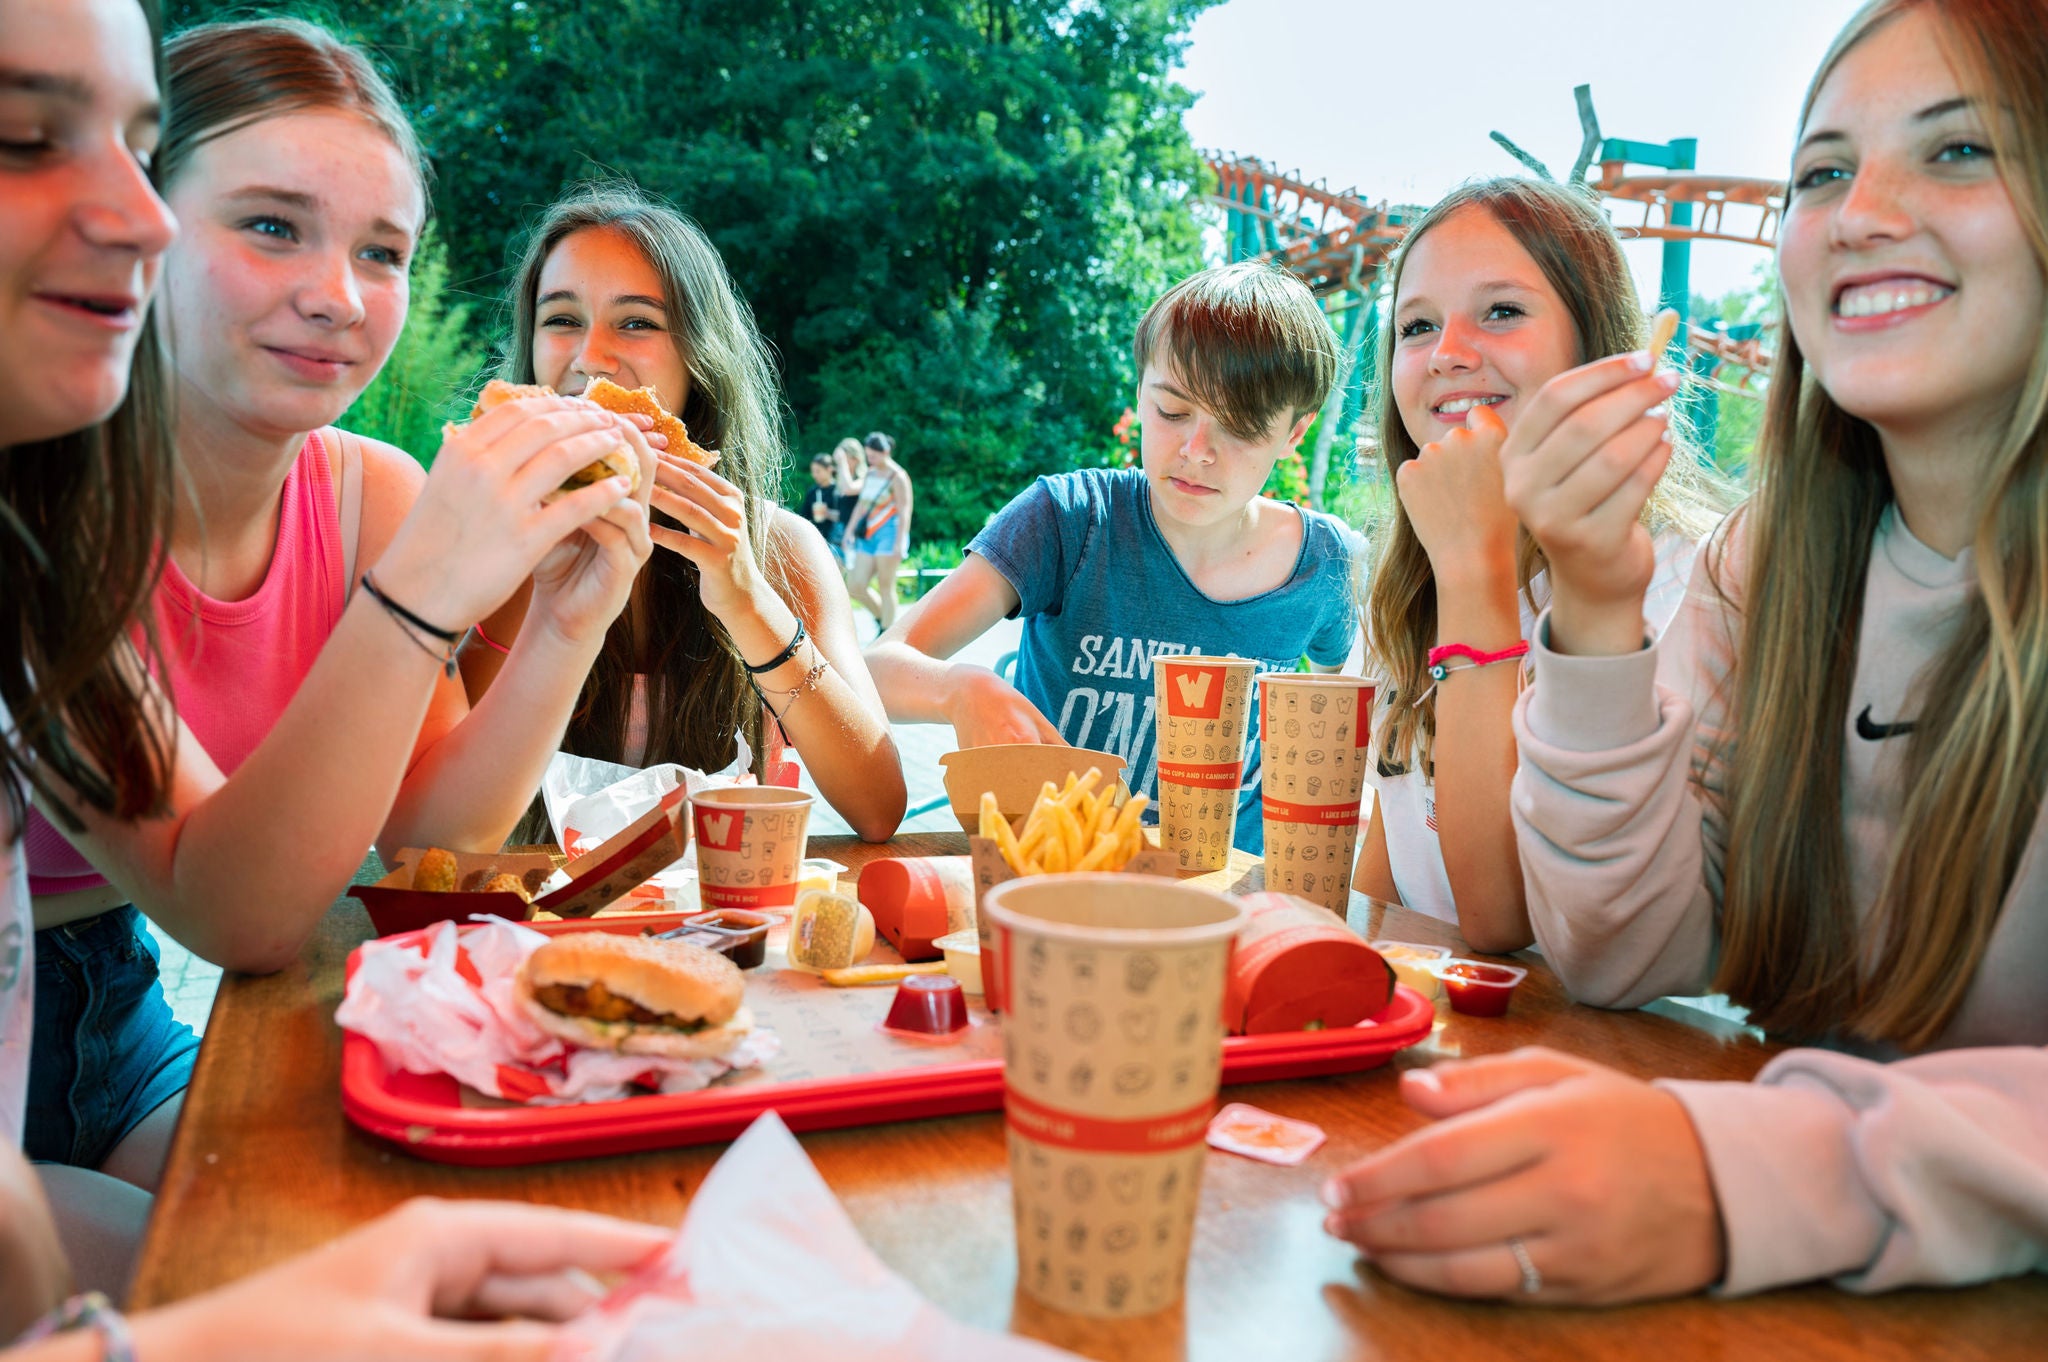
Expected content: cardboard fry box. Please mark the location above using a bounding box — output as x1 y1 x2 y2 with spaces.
967 834 1182 1010
938 744 1128 837
351 785 689 937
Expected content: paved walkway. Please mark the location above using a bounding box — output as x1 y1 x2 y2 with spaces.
144 617 1023 1035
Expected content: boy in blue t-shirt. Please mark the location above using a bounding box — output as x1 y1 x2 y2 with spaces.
866 262 1363 853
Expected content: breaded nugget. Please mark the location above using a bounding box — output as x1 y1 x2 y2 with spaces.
412 847 459 893
584 377 719 469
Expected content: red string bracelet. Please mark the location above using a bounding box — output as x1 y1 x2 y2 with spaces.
1414 641 1530 707
469 620 512 656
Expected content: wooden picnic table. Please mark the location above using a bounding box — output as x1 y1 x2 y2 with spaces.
129 832 2044 1360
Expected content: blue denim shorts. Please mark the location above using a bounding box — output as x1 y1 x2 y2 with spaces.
26 906 198 1169
851 520 903 557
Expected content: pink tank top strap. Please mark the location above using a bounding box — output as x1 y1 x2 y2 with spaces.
24 432 350 897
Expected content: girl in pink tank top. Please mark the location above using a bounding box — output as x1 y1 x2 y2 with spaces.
26 21 657 1197
24 432 346 897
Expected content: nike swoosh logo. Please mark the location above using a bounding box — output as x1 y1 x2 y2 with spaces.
1855 705 1916 741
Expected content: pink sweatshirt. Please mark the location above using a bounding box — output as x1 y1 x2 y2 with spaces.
24 431 347 896
1511 506 2048 1295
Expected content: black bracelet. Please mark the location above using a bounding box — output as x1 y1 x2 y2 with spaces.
359 573 461 643
744 616 807 675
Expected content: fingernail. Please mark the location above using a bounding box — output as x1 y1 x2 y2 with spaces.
1646 404 1669 420
1408 1067 1442 1093
611 476 633 494
1628 350 1653 372
1658 369 1682 392
1321 1178 1349 1209
1322 1212 1344 1237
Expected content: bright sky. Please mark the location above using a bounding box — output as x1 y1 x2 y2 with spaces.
1177 0 1867 305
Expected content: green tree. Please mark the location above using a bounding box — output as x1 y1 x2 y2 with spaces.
1689 259 1777 479
338 233 486 465
167 0 1216 528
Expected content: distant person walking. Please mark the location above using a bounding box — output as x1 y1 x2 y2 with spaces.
802 449 858 566
845 431 913 633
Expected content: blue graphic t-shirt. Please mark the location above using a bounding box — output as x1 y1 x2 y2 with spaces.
968 467 1362 853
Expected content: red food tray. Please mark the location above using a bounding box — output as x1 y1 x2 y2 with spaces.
340 917 1434 1166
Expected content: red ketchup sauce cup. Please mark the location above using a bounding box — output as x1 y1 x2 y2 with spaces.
1434 959 1528 1018
882 974 970 1037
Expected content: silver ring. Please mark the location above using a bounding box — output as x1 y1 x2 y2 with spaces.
1507 1235 1542 1295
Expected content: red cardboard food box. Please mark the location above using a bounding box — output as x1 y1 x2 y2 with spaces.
351 785 689 936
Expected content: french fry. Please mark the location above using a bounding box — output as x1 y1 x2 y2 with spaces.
978 791 1001 842
1649 307 1680 368
990 800 1028 874
1110 792 1149 841
1040 832 1067 874
1075 831 1121 872
1051 802 1085 867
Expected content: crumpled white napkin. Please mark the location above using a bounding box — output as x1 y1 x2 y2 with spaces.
334 916 777 1104
553 1111 1079 1362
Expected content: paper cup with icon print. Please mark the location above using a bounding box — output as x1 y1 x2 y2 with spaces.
689 786 813 911
985 873 1247 1317
1256 673 1375 913
1152 655 1258 872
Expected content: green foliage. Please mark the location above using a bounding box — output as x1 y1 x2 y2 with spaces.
337 234 485 465
1688 260 1778 480
167 0 1216 532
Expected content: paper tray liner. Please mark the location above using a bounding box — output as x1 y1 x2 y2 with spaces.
341 914 1433 1166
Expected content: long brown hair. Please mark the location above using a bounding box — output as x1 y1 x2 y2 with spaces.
1 2 176 835
158 18 426 200
1714 0 2048 1047
499 182 788 795
1367 177 1726 778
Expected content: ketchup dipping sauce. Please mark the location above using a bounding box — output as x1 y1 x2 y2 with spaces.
1435 959 1528 1018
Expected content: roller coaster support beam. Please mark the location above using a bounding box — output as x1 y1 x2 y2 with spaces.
1601 134 1716 453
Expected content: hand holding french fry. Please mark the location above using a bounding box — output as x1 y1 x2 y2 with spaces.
978 768 1148 876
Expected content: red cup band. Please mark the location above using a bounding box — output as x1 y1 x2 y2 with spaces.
1005 1087 1215 1154
1157 761 1243 791
701 880 800 909
1261 797 1362 828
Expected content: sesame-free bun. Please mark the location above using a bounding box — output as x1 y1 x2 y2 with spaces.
469 378 640 500
514 931 750 1059
583 378 718 469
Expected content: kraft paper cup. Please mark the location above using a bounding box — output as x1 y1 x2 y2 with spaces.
690 786 812 911
1152 655 1258 872
986 873 1247 1318
1257 674 1375 912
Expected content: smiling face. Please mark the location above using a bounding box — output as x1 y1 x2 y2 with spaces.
1137 361 1309 527
160 109 420 443
1780 6 2045 440
0 0 176 446
531 226 692 413
1389 205 1582 451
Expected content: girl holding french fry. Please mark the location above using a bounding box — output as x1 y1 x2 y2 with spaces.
1326 0 2048 1303
1355 177 1726 953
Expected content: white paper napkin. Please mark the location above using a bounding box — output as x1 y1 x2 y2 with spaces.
553 1112 1080 1362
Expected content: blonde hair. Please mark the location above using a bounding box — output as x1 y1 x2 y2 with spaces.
1713 0 2048 1047
1366 177 1727 777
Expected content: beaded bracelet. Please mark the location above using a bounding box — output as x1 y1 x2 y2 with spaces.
17 1292 136 1362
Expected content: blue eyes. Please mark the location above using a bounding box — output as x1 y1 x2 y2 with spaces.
242 215 408 268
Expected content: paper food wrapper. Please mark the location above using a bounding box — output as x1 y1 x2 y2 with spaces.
540 748 756 912
553 1112 1078 1362
335 916 778 1104
938 744 1127 838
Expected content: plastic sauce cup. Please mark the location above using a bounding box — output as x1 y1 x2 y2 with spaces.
882 974 970 1037
933 929 983 996
1434 959 1528 1017
1369 940 1450 999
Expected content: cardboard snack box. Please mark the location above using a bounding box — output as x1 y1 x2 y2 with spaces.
351 785 689 936
937 744 1127 837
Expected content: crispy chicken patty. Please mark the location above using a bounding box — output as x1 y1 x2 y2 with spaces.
533 981 710 1032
